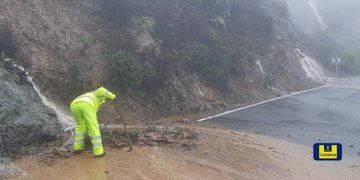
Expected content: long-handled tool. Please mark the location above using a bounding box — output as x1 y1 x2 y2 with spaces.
113 97 133 152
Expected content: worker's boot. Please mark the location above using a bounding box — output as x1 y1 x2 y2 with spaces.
94 152 105 158
73 150 83 155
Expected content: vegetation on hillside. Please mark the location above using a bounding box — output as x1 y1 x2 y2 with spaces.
0 0 320 116
313 39 360 75
287 0 360 75
340 50 360 75
97 0 280 91
109 51 156 91
82 34 94 48
0 52 7 67
69 60 86 81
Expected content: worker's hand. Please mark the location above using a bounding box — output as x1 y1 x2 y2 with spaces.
114 97 121 103
112 97 117 103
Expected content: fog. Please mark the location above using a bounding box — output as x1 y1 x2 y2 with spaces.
286 0 360 49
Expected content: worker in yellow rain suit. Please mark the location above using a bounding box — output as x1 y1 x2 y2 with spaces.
70 87 116 157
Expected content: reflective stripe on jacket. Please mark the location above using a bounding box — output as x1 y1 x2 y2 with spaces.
71 87 116 112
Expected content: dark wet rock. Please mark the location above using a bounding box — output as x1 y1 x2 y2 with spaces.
0 68 62 156
0 163 23 178
0 157 25 178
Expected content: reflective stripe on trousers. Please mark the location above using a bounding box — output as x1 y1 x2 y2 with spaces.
91 135 103 148
73 132 85 150
70 101 104 156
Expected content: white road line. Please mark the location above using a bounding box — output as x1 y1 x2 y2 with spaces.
197 85 327 122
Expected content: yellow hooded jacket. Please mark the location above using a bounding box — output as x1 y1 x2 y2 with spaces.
71 87 116 112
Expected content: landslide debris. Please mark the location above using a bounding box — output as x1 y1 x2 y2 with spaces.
103 125 199 149
37 125 199 166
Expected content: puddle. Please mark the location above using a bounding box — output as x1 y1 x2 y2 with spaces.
12 147 231 180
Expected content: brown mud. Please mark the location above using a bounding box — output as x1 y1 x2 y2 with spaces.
9 125 359 180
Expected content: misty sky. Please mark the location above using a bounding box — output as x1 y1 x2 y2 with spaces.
286 0 360 49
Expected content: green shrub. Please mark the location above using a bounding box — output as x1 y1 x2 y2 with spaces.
202 28 221 46
340 50 360 75
82 34 94 48
142 61 156 80
0 52 12 68
0 52 7 67
19 145 38 155
98 0 152 25
264 74 275 89
127 129 139 139
237 37 264 56
0 52 5 67
109 51 155 91
208 29 220 44
313 43 338 70
132 16 156 32
70 60 85 80
110 52 141 90
68 60 94 96
182 44 232 86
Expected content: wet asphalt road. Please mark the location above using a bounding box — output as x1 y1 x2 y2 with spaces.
202 84 360 160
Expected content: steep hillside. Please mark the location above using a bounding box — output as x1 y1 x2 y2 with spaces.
286 0 360 74
0 0 321 121
287 0 360 49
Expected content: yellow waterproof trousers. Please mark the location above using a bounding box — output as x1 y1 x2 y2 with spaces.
70 102 104 156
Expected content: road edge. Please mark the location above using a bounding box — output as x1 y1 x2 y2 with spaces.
197 85 327 122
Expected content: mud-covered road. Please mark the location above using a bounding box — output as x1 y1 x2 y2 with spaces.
12 127 359 180
202 77 360 162
8 78 360 180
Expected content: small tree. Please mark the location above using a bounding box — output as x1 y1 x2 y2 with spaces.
70 60 85 81
340 50 360 75
182 44 232 87
132 16 156 33
109 52 155 91
0 52 12 68
110 52 141 91
264 74 275 91
0 52 6 67
82 34 94 48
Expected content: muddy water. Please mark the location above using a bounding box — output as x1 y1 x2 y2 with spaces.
12 127 360 180
13 147 232 180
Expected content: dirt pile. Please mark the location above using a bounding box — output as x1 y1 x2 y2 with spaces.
37 139 73 165
35 125 198 166
103 125 199 150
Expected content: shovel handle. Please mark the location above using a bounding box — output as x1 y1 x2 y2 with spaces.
113 96 133 152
